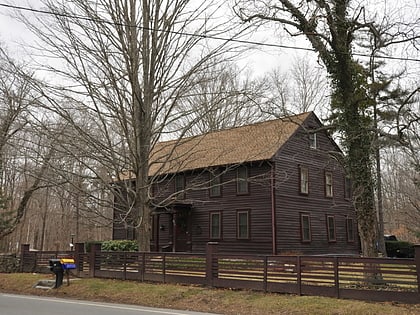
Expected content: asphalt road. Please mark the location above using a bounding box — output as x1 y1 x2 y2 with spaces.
0 293 219 315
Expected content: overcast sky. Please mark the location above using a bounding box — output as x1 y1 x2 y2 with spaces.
0 1 418 79
0 0 315 78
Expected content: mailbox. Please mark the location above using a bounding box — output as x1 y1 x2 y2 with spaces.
60 258 76 270
48 258 76 288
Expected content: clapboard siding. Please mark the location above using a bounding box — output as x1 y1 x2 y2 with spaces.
274 114 358 255
186 163 273 254
113 112 360 255
145 164 273 254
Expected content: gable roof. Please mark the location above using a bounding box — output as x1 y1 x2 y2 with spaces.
148 112 312 176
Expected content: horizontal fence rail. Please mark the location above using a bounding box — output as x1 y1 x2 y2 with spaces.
20 247 75 273
18 243 420 304
90 251 206 284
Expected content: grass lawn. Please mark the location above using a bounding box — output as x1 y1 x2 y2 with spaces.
0 273 419 315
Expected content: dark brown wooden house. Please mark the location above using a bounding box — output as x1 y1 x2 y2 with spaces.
113 112 360 255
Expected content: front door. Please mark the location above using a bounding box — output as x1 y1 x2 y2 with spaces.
174 208 192 252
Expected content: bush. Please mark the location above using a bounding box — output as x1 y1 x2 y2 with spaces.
101 240 138 252
0 254 20 273
385 241 414 258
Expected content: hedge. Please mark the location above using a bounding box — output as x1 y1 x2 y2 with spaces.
101 240 138 252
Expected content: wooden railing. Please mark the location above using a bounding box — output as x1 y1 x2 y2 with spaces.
19 243 420 304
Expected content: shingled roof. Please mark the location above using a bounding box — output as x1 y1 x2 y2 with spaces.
148 112 311 176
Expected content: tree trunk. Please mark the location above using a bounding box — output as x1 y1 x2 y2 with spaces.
330 1 378 257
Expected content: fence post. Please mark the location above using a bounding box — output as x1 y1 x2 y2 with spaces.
334 256 340 299
163 253 166 284
20 244 30 272
74 243 84 277
89 243 101 278
297 256 302 296
415 244 420 297
206 242 218 287
123 252 127 280
263 256 268 292
139 252 145 282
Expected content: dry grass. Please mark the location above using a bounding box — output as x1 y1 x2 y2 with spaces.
0 273 419 315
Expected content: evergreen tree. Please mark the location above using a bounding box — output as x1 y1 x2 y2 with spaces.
0 190 13 235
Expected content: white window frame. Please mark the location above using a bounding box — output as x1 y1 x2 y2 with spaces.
237 210 250 239
327 215 336 242
300 166 309 194
309 133 317 149
210 212 221 240
236 166 249 194
325 171 333 198
209 169 222 197
346 217 355 242
300 214 311 242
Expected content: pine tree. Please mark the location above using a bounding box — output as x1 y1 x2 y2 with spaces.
0 190 13 235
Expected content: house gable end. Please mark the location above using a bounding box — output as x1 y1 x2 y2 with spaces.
273 112 341 159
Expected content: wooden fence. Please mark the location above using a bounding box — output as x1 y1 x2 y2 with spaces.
19 243 420 304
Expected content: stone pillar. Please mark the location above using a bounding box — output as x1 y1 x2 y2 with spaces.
19 244 30 272
89 243 101 277
74 243 85 276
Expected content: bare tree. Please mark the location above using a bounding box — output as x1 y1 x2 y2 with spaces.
234 0 419 256
381 85 419 242
170 58 270 136
14 0 248 250
0 46 54 240
290 55 329 114
361 12 420 254
264 55 329 117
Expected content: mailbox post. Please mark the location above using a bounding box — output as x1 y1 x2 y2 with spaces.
49 259 64 288
49 258 76 288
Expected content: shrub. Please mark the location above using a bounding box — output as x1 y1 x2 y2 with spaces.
385 241 414 258
101 240 138 252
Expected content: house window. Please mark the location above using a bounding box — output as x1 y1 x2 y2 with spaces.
327 215 336 242
151 215 156 242
346 217 355 242
325 171 333 197
210 212 221 239
175 174 185 199
309 133 317 149
344 176 352 200
300 214 311 242
237 210 250 239
299 166 309 194
236 166 248 194
209 169 221 197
